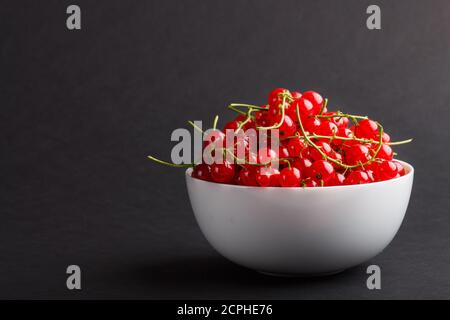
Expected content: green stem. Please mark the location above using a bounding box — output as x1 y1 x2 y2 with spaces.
387 138 413 146
147 156 194 168
212 115 219 130
187 120 204 133
319 98 328 115
228 103 267 115
235 109 253 134
257 95 286 130
315 111 368 121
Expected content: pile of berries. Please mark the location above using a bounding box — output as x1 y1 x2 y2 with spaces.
150 88 411 187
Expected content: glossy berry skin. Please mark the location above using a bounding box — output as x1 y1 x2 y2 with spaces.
318 120 339 137
393 161 406 176
381 132 391 143
354 119 378 139
377 160 398 181
192 164 211 181
276 114 297 138
303 117 321 134
303 179 319 187
344 170 370 185
293 158 313 177
375 144 394 160
287 137 306 157
211 162 235 183
302 91 324 115
279 167 302 187
268 88 289 107
309 141 333 161
311 160 335 182
279 145 290 159
291 91 302 100
323 111 349 129
256 167 280 187
327 173 345 186
294 97 315 117
345 144 370 165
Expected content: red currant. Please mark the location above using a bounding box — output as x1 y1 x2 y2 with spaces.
344 170 370 185
293 158 313 177
345 144 370 165
279 167 302 187
354 119 378 139
302 91 324 115
294 97 315 117
239 167 258 186
211 162 235 183
256 167 280 187
192 164 211 181
393 161 405 176
311 160 335 182
276 114 297 138
303 179 319 187
377 160 398 181
223 120 240 132
287 137 306 157
375 144 393 160
268 88 289 107
309 141 333 161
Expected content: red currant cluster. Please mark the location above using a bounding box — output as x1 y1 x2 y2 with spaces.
150 88 411 187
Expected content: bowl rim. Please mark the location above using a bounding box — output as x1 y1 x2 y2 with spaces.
186 159 414 190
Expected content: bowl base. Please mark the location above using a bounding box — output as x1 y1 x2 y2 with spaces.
257 269 346 278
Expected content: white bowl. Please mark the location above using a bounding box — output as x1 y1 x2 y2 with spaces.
186 160 414 276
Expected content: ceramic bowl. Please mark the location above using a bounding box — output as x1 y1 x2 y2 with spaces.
186 160 414 276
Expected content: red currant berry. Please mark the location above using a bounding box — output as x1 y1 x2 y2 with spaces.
303 179 319 187
223 120 240 132
354 119 378 139
323 111 349 129
345 144 370 165
256 167 280 187
318 120 339 137
344 170 370 185
311 160 335 182
327 173 345 186
211 162 235 183
375 144 393 160
309 141 333 161
302 91 324 115
192 164 211 181
303 117 321 134
279 167 302 187
393 161 406 176
294 97 315 117
276 114 297 138
268 88 289 107
287 137 307 157
377 160 398 180
291 91 302 100
381 132 391 143
239 167 258 186
293 158 313 177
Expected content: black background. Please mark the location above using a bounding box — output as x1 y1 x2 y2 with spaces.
1 0 449 299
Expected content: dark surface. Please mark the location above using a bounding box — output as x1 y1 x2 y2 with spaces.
1 0 449 299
